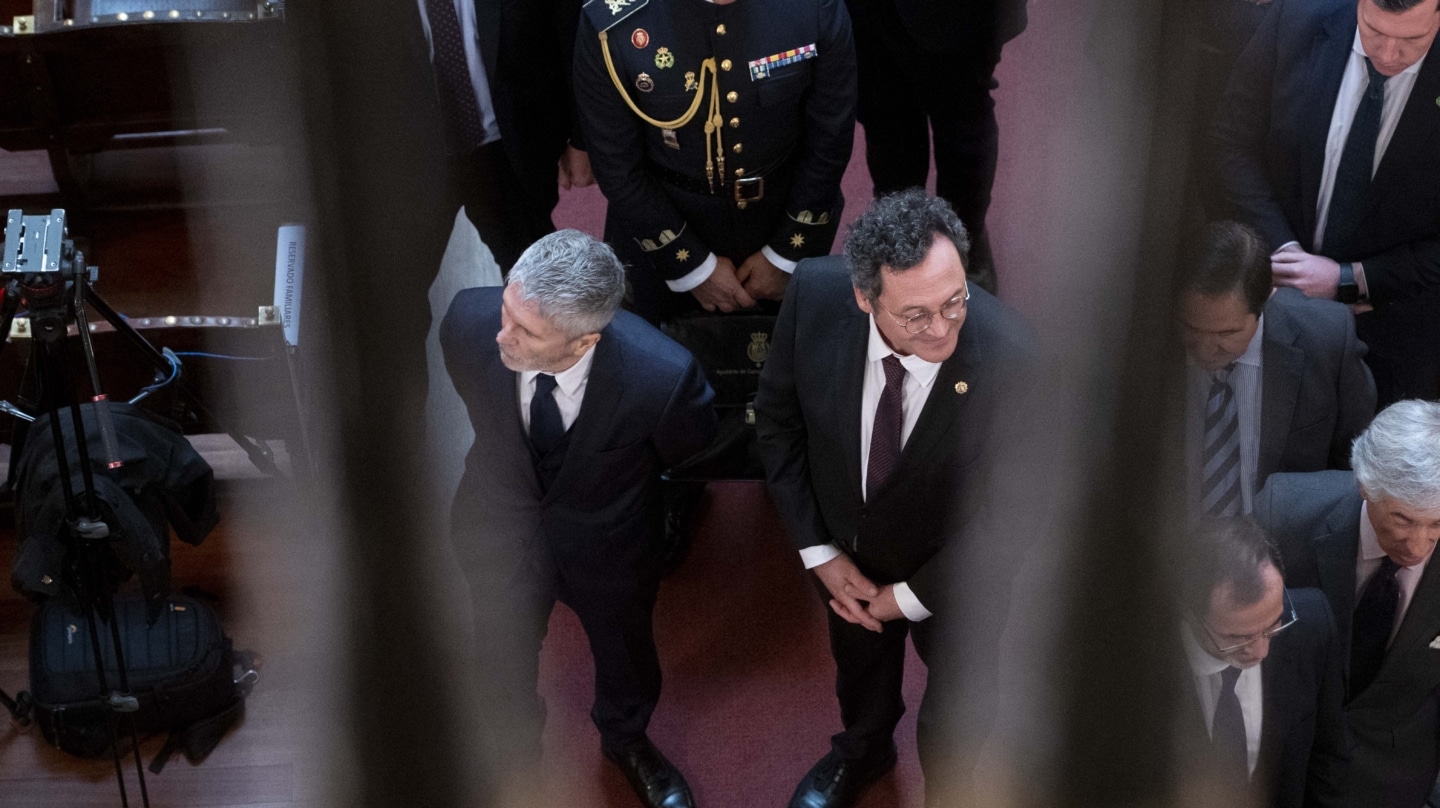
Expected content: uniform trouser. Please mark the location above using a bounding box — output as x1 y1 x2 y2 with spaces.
467 529 664 772
847 0 1004 240
823 589 998 804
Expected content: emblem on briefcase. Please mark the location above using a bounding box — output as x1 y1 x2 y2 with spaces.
747 332 770 366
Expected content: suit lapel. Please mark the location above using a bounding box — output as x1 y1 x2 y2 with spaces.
1255 636 1289 794
839 310 870 504
899 323 979 468
1314 496 1363 642
1300 6 1358 248
1383 552 1440 675
542 332 622 502
1363 38 1440 223
1257 316 1304 483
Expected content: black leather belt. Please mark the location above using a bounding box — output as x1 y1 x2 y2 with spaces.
652 154 792 207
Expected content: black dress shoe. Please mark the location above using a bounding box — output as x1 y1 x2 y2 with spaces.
602 738 696 808
787 748 897 808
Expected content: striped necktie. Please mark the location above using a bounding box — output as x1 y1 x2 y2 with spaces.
1201 363 1242 516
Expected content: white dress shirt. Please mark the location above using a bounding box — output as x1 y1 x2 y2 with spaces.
1183 624 1264 776
416 0 503 146
1356 500 1433 644
800 315 942 621
1186 316 1265 514
1312 30 1426 251
517 346 597 433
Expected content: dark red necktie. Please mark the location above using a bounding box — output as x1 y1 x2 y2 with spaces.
424 0 486 150
867 354 906 500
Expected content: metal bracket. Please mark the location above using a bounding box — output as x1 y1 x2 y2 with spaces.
12 15 35 34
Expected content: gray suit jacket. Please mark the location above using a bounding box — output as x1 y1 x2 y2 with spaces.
1255 471 1440 808
1255 288 1375 485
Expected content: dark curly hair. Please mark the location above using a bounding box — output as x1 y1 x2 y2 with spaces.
844 188 971 302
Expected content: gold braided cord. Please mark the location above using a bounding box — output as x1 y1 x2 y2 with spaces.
601 31 712 128
600 30 727 192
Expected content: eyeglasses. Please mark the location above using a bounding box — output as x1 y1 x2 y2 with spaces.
1198 589 1299 654
877 285 970 335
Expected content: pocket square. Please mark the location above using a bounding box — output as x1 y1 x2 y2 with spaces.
1430 635 1440 650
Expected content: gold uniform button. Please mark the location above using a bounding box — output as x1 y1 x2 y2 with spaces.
729 117 740 128
726 91 738 103
734 168 745 178
732 143 743 154
716 24 726 35
721 59 732 71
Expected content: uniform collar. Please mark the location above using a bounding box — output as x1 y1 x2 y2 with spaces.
866 314 943 388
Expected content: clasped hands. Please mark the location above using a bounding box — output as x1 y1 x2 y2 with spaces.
691 251 791 312
812 553 904 632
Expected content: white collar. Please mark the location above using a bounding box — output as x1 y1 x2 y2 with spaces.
522 340 597 397
866 315 943 388
1353 28 1428 78
1234 314 1264 368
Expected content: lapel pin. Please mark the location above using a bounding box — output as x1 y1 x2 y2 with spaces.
1429 635 1440 650
955 381 969 395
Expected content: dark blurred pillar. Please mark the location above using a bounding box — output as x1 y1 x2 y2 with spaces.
284 2 469 806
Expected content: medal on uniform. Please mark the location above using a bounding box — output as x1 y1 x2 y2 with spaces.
636 72 655 92
684 71 698 92
631 28 649 49
654 47 675 69
662 128 680 149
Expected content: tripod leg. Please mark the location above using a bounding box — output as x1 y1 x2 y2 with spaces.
83 285 284 477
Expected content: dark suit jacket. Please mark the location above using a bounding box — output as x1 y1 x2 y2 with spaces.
1256 471 1440 808
753 255 1037 612
1211 0 1440 397
440 286 716 578
413 0 581 213
1178 588 1349 808
1255 288 1375 484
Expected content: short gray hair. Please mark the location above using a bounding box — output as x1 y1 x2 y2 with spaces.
507 229 626 337
1352 399 1440 512
844 188 971 301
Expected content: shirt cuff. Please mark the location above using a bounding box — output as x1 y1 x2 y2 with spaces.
666 253 718 293
761 245 798 273
1354 261 1369 299
893 582 933 622
799 543 843 570
1272 241 1301 255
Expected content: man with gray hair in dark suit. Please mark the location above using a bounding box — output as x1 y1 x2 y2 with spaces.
1255 399 1440 808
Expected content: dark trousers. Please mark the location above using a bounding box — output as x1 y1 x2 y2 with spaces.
824 594 993 803
847 0 1004 243
450 141 557 274
1356 305 1440 409
468 529 664 768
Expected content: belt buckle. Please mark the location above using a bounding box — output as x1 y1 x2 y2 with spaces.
733 175 764 208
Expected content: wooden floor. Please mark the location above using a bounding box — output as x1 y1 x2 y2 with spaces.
0 480 314 808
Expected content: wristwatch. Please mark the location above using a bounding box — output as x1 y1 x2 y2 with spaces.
1337 262 1359 304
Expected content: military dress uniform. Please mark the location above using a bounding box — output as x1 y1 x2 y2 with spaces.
574 0 856 321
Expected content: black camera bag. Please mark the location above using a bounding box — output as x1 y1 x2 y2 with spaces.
26 592 252 772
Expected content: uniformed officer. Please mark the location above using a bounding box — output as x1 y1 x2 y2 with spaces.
574 0 857 322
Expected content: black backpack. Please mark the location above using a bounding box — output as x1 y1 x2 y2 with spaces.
16 592 257 773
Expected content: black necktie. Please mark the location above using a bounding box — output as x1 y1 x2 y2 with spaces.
1212 665 1248 780
424 0 487 151
1350 557 1401 697
529 373 565 456
866 355 906 500
1322 58 1389 255
1201 364 1242 516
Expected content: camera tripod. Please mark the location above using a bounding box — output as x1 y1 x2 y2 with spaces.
0 209 283 807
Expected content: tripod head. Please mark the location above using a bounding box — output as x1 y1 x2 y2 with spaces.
2 209 98 343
